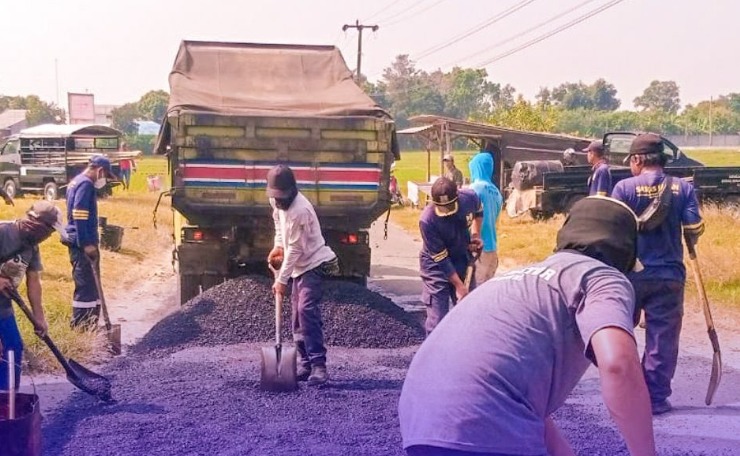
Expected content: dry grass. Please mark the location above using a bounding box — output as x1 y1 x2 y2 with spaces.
0 157 172 372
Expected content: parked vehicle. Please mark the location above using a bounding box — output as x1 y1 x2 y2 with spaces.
523 132 740 218
155 41 399 304
0 124 127 200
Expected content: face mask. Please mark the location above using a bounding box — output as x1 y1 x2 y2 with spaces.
94 170 107 189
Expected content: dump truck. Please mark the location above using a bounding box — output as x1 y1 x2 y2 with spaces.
155 41 399 304
524 131 740 218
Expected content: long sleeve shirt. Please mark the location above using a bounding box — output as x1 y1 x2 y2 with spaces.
271 192 336 285
65 174 99 247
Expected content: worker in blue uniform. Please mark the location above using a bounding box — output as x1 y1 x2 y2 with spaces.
419 177 482 335
612 133 704 415
584 140 612 196
64 156 117 329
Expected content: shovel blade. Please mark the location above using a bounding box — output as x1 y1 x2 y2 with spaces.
67 358 114 402
104 324 122 356
259 345 297 392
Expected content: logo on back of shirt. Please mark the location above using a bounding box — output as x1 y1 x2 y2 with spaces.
491 265 557 283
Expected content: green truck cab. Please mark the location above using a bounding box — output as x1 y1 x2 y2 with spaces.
155 41 399 304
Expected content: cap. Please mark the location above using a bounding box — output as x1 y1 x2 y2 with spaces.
27 200 64 232
442 154 454 162
266 164 297 199
629 133 664 156
555 196 639 273
582 140 604 154
431 177 458 217
90 156 117 179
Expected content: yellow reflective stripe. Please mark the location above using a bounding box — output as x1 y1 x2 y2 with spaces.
72 210 89 216
596 191 607 196
432 249 449 262
683 221 705 235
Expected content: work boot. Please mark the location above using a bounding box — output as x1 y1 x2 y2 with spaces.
651 399 672 415
307 364 328 386
296 363 311 382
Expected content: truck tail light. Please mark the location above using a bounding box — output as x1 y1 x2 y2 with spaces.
193 230 204 241
340 233 359 244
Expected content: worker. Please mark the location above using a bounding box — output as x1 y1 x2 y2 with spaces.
419 177 482 335
64 156 117 329
266 164 339 386
119 143 137 190
0 201 63 390
442 154 464 188
584 140 612 196
468 148 503 286
611 133 704 415
399 196 656 456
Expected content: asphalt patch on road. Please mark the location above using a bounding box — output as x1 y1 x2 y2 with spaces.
134 275 424 356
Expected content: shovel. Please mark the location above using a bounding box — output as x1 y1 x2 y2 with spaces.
8 289 113 402
89 257 122 355
259 267 297 392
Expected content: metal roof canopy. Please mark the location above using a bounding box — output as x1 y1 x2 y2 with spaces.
19 124 122 138
400 115 591 186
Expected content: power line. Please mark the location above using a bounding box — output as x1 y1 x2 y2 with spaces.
442 0 599 68
475 0 627 67
363 0 406 22
413 0 537 61
375 0 430 24
383 0 449 27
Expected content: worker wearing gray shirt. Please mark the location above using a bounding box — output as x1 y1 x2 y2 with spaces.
399 196 656 456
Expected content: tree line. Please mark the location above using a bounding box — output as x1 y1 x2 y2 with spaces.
3 56 739 150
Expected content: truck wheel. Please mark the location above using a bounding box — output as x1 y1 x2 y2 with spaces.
3 179 18 199
43 181 59 201
178 274 201 305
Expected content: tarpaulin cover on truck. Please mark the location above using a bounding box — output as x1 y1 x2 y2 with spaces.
156 41 396 154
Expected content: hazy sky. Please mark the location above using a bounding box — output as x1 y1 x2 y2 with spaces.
1 0 737 111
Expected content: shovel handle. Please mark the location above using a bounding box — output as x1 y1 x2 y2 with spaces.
275 292 284 347
89 257 112 331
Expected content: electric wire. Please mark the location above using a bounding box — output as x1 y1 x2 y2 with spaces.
363 0 407 22
413 0 537 61
374 0 430 24
475 0 627 67
382 0 449 27
442 0 599 68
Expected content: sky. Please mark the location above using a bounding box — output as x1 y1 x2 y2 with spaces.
1 0 737 112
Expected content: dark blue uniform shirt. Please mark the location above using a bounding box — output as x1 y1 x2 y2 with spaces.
612 171 703 281
419 189 483 279
588 162 612 196
64 174 99 247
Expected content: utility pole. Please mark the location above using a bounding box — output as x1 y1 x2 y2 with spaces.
342 20 378 82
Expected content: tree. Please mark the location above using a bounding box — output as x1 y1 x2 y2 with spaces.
110 103 140 135
486 96 560 132
0 94 66 126
535 87 552 107
589 78 620 111
137 90 169 122
633 80 681 114
442 67 498 120
551 82 593 110
380 55 445 128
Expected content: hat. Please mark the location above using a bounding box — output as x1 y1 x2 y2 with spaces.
629 133 664 155
266 164 297 199
582 140 604 155
431 177 458 217
555 196 639 273
90 156 117 179
442 154 454 162
27 200 64 232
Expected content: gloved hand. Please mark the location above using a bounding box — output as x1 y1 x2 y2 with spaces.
0 276 13 298
468 237 483 253
84 245 100 263
267 246 284 270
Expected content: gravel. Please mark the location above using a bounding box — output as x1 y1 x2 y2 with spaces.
134 276 424 355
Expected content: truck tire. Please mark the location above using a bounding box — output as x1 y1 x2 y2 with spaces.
3 179 18 199
43 181 59 201
178 273 201 305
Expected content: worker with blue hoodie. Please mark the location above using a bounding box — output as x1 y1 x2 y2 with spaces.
469 148 503 287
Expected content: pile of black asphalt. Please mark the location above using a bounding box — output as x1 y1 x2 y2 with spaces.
134 275 425 356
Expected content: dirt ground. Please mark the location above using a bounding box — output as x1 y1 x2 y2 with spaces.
27 221 740 455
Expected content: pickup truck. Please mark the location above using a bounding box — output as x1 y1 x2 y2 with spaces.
524 132 740 218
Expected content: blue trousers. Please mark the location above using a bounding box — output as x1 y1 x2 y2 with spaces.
291 266 327 367
121 169 132 189
0 313 23 390
633 279 684 403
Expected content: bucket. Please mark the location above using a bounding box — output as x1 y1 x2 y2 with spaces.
147 175 162 192
0 392 42 456
100 225 124 252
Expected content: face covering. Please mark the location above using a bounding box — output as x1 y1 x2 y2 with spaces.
18 219 53 244
273 187 298 210
94 170 107 189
